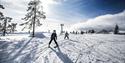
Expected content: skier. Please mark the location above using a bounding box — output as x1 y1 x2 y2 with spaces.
48 30 59 48
64 32 69 39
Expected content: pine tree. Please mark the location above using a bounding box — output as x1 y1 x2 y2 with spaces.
20 0 46 37
114 24 119 34
0 4 5 9
3 17 12 36
7 23 17 33
0 5 4 32
0 4 4 21
0 4 13 36
11 23 17 33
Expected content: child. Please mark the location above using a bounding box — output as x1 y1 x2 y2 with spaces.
48 30 59 48
64 32 69 39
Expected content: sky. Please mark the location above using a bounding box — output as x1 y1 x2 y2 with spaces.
0 0 125 32
48 0 125 22
70 10 125 31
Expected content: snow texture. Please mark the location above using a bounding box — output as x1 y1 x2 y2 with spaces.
0 33 125 63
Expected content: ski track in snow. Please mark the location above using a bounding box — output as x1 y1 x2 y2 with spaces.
0 34 125 63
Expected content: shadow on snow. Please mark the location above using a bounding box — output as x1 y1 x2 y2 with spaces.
50 47 73 63
0 37 36 63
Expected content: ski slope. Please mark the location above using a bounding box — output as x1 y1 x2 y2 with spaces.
0 33 125 63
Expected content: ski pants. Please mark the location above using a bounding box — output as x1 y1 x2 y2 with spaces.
64 36 69 39
49 38 58 46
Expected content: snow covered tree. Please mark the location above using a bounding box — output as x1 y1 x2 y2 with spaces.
0 4 5 22
114 24 119 34
11 23 17 33
0 12 4 32
20 0 46 37
80 31 84 34
0 4 5 9
0 4 13 36
0 4 5 34
7 23 17 33
2 17 12 36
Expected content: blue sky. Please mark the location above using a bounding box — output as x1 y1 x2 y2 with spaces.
1 0 125 23
0 0 125 31
48 0 125 22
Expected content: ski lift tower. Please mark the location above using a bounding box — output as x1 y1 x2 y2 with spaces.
60 24 64 34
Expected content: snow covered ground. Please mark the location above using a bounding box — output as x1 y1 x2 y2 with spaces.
0 33 125 63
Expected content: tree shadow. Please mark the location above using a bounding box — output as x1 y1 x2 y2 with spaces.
7 40 26 57
0 41 13 63
69 39 79 43
9 38 33 61
20 43 38 63
15 37 40 63
0 37 36 63
50 47 73 63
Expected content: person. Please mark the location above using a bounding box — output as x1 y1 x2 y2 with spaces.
64 32 69 39
48 30 58 48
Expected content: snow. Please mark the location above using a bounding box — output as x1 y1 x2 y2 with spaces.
0 33 125 63
29 32 46 38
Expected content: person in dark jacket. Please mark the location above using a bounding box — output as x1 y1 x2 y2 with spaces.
48 30 58 48
64 32 69 39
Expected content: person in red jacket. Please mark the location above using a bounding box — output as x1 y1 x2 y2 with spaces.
48 30 58 48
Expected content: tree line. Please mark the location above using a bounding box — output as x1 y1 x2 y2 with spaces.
0 4 17 36
70 24 122 35
0 0 46 37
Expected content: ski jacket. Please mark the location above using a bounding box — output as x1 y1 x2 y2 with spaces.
51 33 57 39
65 33 69 36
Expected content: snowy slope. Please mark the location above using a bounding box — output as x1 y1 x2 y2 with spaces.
0 33 125 63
